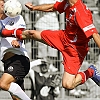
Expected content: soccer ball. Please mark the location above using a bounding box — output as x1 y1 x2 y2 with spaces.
4 0 22 18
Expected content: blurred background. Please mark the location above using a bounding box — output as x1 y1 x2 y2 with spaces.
0 0 100 100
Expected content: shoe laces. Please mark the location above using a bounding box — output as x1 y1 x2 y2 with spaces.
95 68 100 76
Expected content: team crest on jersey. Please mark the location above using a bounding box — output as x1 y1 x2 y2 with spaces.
8 66 14 72
9 21 14 26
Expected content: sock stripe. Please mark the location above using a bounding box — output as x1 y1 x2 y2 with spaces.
78 72 86 84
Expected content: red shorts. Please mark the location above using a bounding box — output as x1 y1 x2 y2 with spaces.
41 30 89 75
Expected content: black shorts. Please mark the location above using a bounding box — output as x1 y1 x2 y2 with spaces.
2 54 30 89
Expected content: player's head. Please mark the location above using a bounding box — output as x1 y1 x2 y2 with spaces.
0 0 7 20
0 0 5 14
0 0 5 1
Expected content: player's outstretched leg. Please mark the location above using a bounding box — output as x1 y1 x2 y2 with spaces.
89 65 100 86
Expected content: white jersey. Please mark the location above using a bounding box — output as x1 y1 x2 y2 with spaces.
1 15 29 60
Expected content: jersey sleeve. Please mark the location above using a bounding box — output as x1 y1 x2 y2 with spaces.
75 0 98 38
53 0 67 13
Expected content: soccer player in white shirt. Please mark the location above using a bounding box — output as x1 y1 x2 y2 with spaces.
0 0 31 100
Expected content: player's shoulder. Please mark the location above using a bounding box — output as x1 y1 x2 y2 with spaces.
18 15 23 18
12 15 25 23
17 15 25 20
14 15 23 19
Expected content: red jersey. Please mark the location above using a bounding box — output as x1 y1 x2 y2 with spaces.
54 0 98 45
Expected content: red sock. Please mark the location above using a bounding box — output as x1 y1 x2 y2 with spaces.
78 68 94 84
84 68 94 79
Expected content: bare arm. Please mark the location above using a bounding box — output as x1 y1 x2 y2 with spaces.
92 33 100 48
25 0 78 12
25 2 55 12
68 0 78 6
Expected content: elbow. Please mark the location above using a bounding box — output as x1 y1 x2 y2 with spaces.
97 44 100 49
94 42 100 49
92 33 100 49
95 41 100 48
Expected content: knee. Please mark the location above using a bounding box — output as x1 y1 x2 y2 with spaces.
62 81 75 90
0 81 9 91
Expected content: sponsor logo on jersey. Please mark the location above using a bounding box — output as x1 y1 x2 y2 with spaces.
20 24 26 27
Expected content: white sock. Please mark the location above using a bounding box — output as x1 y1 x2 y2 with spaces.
8 82 31 100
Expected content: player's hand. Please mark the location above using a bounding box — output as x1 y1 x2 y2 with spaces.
11 40 20 48
25 2 34 11
0 20 5 36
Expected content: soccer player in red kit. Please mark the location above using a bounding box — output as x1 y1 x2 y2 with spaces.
1 0 100 89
